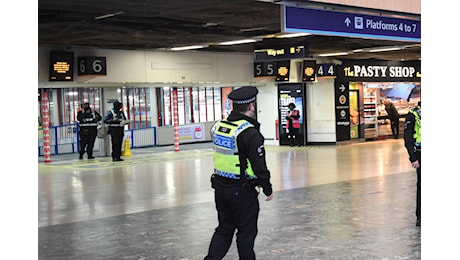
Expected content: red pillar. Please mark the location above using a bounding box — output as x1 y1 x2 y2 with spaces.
41 90 51 163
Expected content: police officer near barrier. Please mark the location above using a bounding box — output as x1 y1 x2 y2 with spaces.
205 86 273 260
404 101 421 226
103 101 128 162
77 102 102 159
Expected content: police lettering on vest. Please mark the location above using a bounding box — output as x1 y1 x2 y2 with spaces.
211 119 256 179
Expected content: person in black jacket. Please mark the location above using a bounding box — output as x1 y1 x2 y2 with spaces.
103 101 128 162
404 101 421 226
205 86 273 260
77 103 102 159
383 99 400 139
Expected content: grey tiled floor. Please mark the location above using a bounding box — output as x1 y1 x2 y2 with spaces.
38 139 420 259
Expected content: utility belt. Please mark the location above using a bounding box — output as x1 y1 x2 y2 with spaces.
80 123 98 127
107 124 124 127
211 174 258 193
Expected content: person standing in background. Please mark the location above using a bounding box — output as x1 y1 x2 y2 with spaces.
285 102 301 146
77 102 101 159
103 101 127 162
383 99 400 139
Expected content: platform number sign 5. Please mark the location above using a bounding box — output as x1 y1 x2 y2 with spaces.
316 64 337 77
254 61 277 77
78 57 107 75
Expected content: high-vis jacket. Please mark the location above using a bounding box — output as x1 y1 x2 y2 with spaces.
103 109 127 128
77 110 101 127
286 109 300 129
409 106 421 146
211 119 257 180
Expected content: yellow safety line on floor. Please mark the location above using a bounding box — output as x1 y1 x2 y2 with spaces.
38 145 314 172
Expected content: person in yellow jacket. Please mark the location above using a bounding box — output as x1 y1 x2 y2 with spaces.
205 86 273 260
404 101 421 226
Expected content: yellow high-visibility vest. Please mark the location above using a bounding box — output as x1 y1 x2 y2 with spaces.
211 119 256 179
409 106 421 146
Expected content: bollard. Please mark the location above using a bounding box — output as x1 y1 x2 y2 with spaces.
122 139 133 157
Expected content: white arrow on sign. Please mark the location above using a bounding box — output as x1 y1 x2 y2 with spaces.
344 17 351 27
339 84 346 92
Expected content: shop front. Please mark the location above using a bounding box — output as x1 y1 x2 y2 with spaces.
335 59 421 141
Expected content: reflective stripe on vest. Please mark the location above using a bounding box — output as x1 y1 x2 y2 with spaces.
409 107 421 146
211 119 256 180
80 123 98 127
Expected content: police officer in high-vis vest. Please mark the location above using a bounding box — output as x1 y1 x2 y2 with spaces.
205 86 273 260
103 101 127 162
404 101 421 226
77 102 102 159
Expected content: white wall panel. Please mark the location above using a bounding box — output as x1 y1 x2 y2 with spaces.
306 78 336 142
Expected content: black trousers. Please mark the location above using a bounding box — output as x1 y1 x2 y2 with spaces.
390 119 399 138
79 127 97 157
109 128 124 160
287 127 299 146
416 150 421 220
205 185 259 260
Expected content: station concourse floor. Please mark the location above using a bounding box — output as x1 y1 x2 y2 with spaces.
38 139 421 260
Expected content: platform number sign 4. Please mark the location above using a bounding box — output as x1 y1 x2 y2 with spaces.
78 57 107 75
316 64 337 77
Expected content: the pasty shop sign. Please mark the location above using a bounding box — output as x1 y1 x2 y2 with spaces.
337 59 421 82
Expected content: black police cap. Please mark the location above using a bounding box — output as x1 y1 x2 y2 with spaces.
228 86 258 104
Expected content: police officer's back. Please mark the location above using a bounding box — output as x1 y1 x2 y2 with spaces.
404 101 421 226
205 86 273 260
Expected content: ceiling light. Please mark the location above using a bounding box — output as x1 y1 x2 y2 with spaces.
277 33 311 38
368 47 402 52
170 45 207 51
95 11 124 20
218 39 257 45
240 27 266 32
318 52 348 57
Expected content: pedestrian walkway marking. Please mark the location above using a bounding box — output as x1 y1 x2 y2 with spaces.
38 145 314 172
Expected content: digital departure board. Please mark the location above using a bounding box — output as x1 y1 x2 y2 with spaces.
276 60 290 81
49 51 74 81
302 60 316 82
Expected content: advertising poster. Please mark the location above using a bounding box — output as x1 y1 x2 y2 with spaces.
277 84 306 145
178 124 205 143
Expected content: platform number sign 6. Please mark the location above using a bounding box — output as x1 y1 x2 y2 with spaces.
78 57 107 75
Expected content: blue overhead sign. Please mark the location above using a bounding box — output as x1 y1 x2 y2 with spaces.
282 6 420 42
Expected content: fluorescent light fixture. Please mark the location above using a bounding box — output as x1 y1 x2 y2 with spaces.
368 47 402 52
218 39 257 45
170 45 207 51
95 11 124 20
318 52 348 57
277 33 311 38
